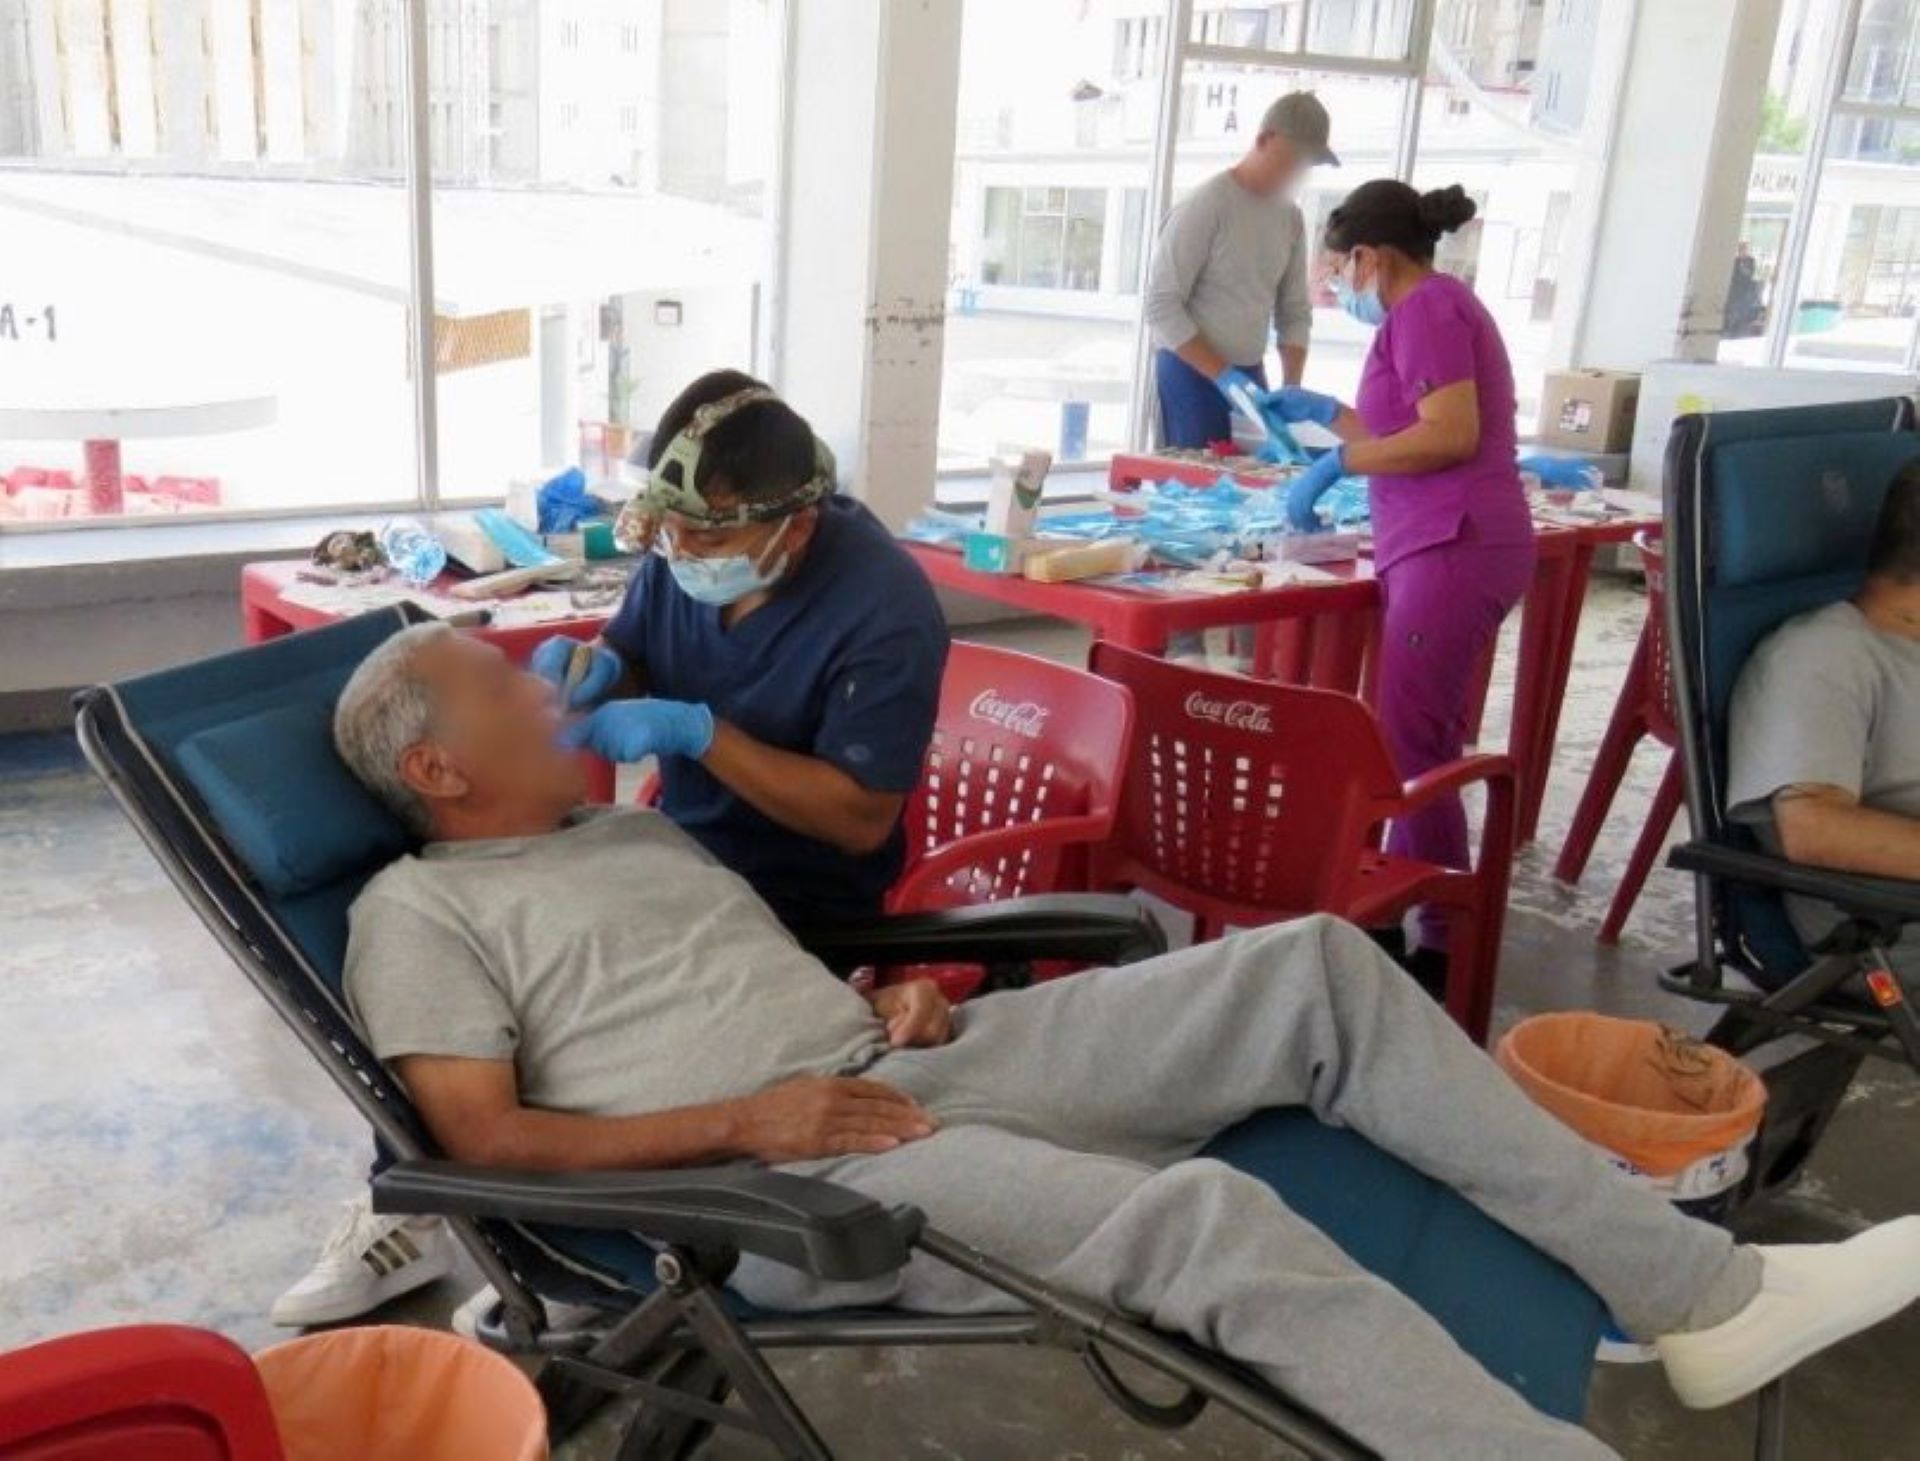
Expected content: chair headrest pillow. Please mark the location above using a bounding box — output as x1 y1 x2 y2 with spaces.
175 700 412 899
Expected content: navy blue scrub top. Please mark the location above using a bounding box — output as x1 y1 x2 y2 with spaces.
601 494 949 925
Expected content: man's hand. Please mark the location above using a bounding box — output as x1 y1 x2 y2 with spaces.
728 1075 936 1162
868 979 954 1049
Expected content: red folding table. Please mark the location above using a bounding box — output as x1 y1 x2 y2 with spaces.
916 449 1658 843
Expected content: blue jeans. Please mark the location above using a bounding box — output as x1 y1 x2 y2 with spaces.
1155 349 1265 449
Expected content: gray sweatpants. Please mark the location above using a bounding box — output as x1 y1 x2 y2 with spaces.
731 916 1762 1460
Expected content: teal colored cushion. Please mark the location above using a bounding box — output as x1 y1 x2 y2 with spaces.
175 701 410 899
1201 1109 1603 1423
1710 433 1916 589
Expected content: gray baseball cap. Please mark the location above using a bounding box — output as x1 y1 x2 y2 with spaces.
1261 91 1339 166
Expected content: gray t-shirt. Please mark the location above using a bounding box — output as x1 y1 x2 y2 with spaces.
343 807 888 1118
1144 170 1312 366
1727 599 1920 946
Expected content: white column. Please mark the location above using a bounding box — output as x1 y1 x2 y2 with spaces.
1572 0 1785 369
772 0 963 530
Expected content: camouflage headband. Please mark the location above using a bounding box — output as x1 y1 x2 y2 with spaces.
620 386 837 533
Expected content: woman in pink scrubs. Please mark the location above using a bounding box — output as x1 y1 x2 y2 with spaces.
1264 180 1535 989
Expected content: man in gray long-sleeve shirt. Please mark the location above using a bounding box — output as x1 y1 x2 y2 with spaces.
1145 91 1335 447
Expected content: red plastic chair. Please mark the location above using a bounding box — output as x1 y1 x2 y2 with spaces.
1088 644 1517 1044
890 641 1134 913
1552 532 1680 944
0 1325 283 1460
630 642 1133 996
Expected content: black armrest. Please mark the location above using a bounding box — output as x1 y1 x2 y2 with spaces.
1669 840 1920 924
371 1159 922 1283
794 894 1168 973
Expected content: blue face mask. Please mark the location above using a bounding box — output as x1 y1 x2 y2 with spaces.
665 516 793 607
1335 259 1387 327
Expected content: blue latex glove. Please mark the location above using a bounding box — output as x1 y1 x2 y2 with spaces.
557 698 715 763
530 636 623 710
535 466 618 534
1213 365 1261 402
1517 454 1602 491
1259 386 1343 427
1285 446 1347 532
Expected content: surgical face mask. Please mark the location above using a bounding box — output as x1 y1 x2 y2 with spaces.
1335 255 1387 328
662 515 794 607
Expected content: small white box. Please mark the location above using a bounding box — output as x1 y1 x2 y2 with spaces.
984 449 1053 538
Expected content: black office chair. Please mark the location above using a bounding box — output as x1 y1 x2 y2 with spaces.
1663 396 1920 1210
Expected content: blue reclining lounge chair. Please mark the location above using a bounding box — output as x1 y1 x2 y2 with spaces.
76 608 1607 1459
1662 398 1920 1215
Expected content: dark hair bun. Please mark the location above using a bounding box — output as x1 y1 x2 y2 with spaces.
1417 185 1477 236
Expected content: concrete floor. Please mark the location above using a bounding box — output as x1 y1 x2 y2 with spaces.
2 574 1916 1459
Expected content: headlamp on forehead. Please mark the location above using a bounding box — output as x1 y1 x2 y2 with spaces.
617 387 837 542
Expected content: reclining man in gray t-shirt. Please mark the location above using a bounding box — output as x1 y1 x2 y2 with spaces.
1729 458 1920 971
334 622 1920 1461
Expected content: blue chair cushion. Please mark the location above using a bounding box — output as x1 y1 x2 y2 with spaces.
526 1108 1602 1425
1711 433 1917 589
1202 1109 1602 1422
176 700 410 899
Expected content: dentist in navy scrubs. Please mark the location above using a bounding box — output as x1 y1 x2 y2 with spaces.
533 370 950 928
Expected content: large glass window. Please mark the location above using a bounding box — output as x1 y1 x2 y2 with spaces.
941 0 1157 470
0 0 413 523
939 0 1631 473
0 0 780 530
1413 0 1617 420
428 0 778 503
1724 0 1920 372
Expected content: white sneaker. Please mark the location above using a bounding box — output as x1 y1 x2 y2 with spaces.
450 1283 501 1340
1657 1215 1920 1409
270 1195 454 1327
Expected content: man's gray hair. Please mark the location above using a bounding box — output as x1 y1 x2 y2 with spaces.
333 622 454 837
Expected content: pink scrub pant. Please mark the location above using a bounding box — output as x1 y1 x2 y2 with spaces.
1376 534 1536 950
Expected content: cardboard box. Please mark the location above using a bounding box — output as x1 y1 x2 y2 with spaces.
1539 370 1641 454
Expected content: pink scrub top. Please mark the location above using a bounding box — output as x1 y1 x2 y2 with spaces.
1354 271 1533 572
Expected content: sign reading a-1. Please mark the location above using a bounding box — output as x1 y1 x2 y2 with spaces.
0 304 56 342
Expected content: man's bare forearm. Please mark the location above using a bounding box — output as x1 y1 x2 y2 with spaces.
450 1100 746 1173
1278 343 1307 388
1174 334 1231 381
1775 791 1920 882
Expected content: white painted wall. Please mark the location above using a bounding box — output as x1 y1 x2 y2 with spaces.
773 0 961 530
773 2 883 488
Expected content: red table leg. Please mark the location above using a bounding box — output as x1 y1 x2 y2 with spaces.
84 438 123 517
1507 539 1579 845
1306 608 1371 695
1518 541 1601 843
241 592 295 645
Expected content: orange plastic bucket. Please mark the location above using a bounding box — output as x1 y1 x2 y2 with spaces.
255 1325 546 1461
1496 1012 1766 1193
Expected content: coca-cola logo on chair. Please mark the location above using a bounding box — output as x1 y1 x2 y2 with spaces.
1184 690 1273 734
969 690 1050 739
